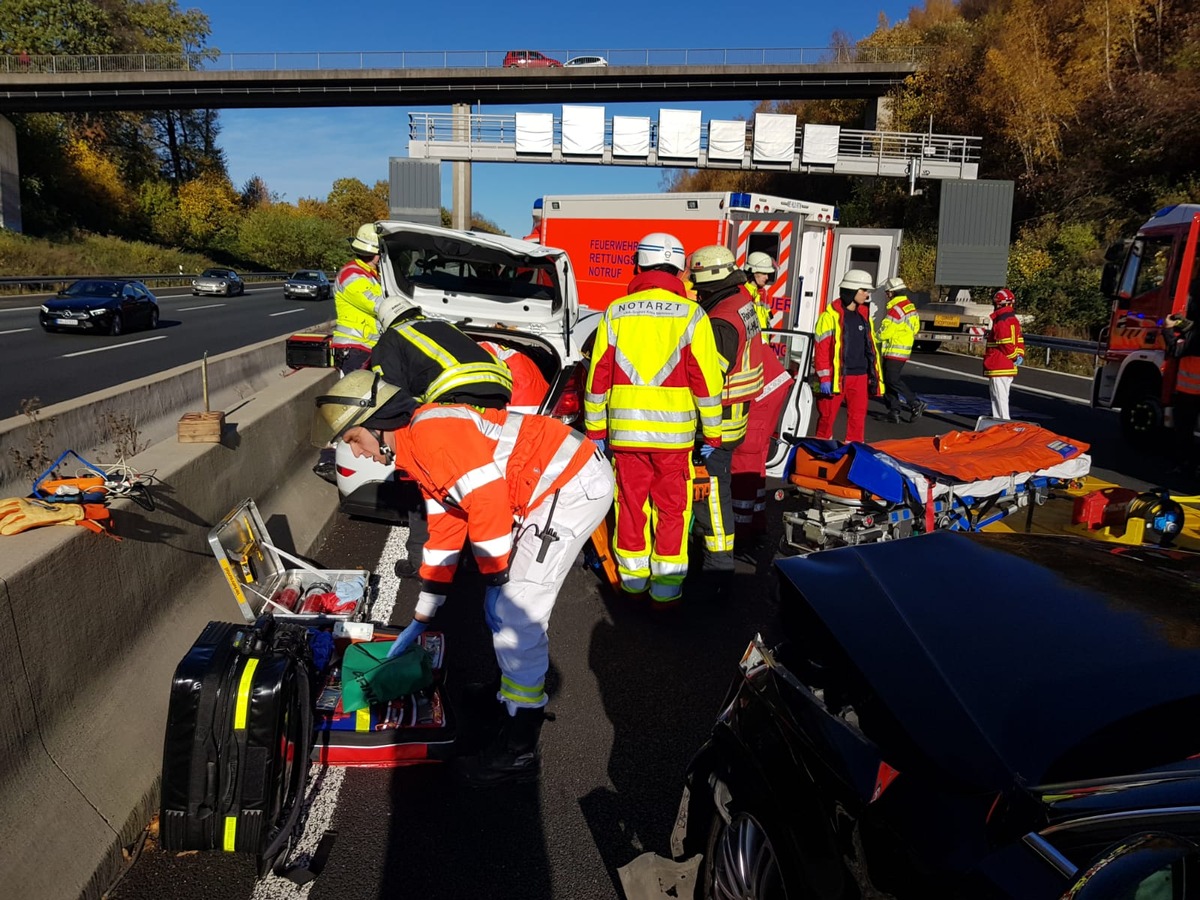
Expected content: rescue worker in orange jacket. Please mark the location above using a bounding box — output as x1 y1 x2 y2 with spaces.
585 233 724 606
813 269 885 443
478 339 549 409
688 245 765 583
312 371 614 786
983 288 1026 419
730 345 793 554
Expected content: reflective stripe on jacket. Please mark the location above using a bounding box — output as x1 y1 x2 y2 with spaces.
746 282 773 342
333 259 382 349
585 287 725 451
878 293 920 360
390 406 595 602
1178 356 1200 395
983 308 1025 378
813 300 885 396
706 286 766 446
370 314 513 406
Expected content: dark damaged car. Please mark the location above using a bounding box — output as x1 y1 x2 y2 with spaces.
664 532 1200 899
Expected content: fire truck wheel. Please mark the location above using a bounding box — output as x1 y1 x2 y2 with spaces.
1119 394 1163 447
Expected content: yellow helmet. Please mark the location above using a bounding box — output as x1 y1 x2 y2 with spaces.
689 245 736 284
349 223 380 255
310 371 399 447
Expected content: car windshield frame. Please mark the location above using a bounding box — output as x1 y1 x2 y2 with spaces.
200 268 233 278
289 271 323 282
61 280 124 298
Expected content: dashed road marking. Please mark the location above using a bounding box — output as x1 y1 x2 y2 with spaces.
60 335 167 357
907 359 1091 406
0 327 32 335
178 303 227 312
269 309 305 317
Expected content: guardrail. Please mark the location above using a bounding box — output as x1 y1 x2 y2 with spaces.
1025 334 1100 367
0 45 929 74
0 272 288 293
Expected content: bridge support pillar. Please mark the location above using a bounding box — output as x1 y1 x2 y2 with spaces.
451 103 471 230
0 115 22 232
865 96 893 132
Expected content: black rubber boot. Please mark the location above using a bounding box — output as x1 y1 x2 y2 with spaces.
460 706 545 787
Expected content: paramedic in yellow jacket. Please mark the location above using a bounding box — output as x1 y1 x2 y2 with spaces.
332 223 385 375
877 276 926 424
585 232 725 607
743 252 776 341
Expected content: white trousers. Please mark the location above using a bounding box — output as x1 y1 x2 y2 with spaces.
989 376 1013 419
491 450 614 710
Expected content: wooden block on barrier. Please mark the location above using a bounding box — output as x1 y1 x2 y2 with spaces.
177 411 225 443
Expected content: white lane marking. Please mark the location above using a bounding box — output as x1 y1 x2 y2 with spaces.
0 327 32 335
907 358 1091 406
178 303 226 312
269 308 306 317
934 348 1095 381
249 524 410 899
60 335 168 358
0 306 42 312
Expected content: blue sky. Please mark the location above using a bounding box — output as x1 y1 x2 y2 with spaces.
201 0 916 238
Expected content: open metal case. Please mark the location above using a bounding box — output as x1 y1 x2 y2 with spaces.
207 498 374 623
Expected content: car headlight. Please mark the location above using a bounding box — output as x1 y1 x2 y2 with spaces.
40 305 49 313
88 308 109 316
192 279 198 286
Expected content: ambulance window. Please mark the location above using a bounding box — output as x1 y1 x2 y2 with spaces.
847 246 882 287
747 232 780 261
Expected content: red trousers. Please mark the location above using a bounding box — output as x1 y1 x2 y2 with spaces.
612 450 692 596
815 374 869 443
731 376 791 540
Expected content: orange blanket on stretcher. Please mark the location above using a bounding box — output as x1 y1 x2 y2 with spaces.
871 422 1089 482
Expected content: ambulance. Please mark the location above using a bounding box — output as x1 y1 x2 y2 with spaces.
1094 203 1200 444
536 190 902 474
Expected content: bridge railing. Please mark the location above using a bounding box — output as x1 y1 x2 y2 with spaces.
0 46 928 74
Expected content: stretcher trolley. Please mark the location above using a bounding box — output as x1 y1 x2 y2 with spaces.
780 421 1091 555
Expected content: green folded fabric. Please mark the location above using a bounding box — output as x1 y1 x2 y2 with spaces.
340 642 433 713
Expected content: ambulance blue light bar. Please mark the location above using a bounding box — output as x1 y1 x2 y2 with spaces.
729 192 752 209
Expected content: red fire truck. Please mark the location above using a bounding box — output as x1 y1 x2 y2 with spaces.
1094 204 1200 443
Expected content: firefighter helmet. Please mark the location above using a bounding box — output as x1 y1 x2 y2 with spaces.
375 295 417 329
994 288 1016 307
310 371 399 448
689 245 737 284
744 252 776 275
881 276 907 293
839 269 875 292
349 223 380 255
635 232 686 272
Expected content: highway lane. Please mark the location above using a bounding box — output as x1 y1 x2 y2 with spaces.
109 363 1180 900
0 286 333 416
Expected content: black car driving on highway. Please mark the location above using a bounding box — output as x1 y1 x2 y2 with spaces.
40 279 160 335
283 269 332 300
667 531 1200 899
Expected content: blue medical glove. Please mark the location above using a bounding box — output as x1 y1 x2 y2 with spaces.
819 380 832 396
483 585 503 632
387 619 427 659
699 443 717 460
594 438 606 457
1015 355 1025 366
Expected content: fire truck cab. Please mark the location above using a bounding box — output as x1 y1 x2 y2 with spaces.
1095 204 1200 444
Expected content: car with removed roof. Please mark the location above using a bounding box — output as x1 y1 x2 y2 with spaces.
564 55 608 68
39 279 159 335
502 50 562 68
335 221 587 522
192 267 245 296
657 531 1200 900
283 269 332 301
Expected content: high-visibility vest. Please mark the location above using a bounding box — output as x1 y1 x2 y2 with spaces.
389 406 595 600
1178 356 1200 395
332 259 382 349
706 286 766 446
746 282 773 341
983 309 1025 378
372 315 513 404
878 293 920 360
585 287 725 451
814 301 885 395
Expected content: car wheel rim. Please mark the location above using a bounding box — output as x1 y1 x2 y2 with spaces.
711 812 785 900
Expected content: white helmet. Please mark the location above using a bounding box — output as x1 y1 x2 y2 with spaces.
689 245 737 284
881 276 907 293
635 232 686 272
375 295 417 329
839 269 875 292
349 223 380 255
744 251 776 275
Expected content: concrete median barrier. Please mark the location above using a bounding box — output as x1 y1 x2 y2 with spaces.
0 347 343 899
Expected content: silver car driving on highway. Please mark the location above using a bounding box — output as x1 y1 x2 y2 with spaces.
192 268 245 296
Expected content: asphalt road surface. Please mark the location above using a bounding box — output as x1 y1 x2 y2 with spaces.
107 358 1179 900
0 285 333 416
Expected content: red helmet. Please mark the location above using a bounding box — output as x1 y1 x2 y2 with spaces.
993 288 1016 307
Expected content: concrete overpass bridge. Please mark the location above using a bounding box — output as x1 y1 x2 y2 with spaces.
0 46 925 229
